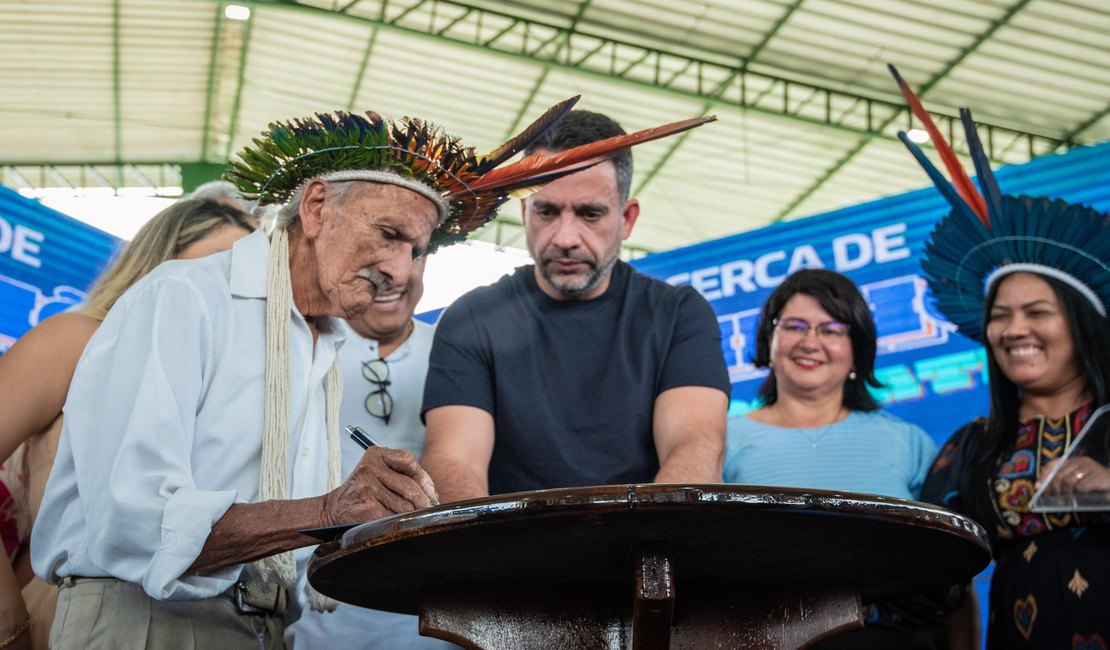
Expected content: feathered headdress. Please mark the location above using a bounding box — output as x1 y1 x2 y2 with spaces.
889 64 1110 340
226 97 715 253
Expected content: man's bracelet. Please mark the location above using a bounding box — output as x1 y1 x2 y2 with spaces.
0 614 30 648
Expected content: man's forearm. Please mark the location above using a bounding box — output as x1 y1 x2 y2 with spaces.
421 406 495 503
652 387 727 484
188 496 330 575
422 455 488 504
654 441 723 484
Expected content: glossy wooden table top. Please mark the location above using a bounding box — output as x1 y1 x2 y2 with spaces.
308 484 990 614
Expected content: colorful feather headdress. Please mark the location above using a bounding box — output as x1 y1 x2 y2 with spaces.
226 97 714 253
889 64 1110 340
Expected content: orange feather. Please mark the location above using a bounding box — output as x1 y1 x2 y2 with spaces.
460 116 717 195
889 64 988 226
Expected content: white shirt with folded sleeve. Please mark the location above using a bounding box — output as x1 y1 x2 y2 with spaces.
31 230 342 601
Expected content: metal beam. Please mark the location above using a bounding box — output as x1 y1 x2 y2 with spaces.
772 0 1034 222
919 0 1034 98
84 165 117 189
223 6 257 161
215 0 1063 155
501 0 592 141
2 163 185 193
744 0 804 71
45 166 75 189
733 0 806 110
3 159 185 167
125 163 158 189
502 69 551 142
1055 102 1110 151
112 0 122 179
384 0 429 26
200 4 225 161
0 167 34 190
347 26 380 110
631 120 696 197
633 0 806 199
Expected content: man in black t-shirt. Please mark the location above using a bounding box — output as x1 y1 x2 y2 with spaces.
421 110 730 502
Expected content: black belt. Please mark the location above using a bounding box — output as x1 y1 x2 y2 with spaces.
221 580 288 617
60 576 287 617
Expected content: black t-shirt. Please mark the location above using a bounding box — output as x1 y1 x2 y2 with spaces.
422 261 730 495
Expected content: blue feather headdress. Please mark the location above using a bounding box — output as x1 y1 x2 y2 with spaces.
889 65 1110 340
226 98 715 253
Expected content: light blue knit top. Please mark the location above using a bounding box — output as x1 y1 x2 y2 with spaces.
722 410 937 501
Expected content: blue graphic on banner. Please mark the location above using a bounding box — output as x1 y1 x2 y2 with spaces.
0 185 120 352
632 140 1110 445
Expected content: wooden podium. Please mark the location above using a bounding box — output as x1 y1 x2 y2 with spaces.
309 485 990 649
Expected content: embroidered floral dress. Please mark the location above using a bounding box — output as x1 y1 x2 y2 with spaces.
923 405 1110 649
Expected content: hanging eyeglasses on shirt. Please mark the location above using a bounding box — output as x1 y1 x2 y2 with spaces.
362 358 393 425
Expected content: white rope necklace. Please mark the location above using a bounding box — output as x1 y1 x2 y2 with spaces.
257 225 342 612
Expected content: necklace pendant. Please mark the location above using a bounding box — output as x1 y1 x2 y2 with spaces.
811 442 818 449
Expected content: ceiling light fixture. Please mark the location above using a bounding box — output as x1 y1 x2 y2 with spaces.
906 128 930 144
225 4 251 21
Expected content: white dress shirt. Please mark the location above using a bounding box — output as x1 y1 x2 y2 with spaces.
32 230 343 601
287 319 457 649
336 318 435 459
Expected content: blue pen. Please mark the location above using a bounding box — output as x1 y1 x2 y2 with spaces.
346 425 380 450
347 425 441 506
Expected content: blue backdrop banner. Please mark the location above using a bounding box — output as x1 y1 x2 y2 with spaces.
632 140 1110 445
0 185 120 352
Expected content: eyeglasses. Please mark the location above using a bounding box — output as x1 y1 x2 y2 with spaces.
362 358 393 425
773 317 851 341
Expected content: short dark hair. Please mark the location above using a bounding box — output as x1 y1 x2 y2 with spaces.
524 110 632 203
752 268 883 411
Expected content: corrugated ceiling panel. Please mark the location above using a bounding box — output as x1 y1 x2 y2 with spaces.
584 0 783 58
118 2 214 160
3 0 1107 253
631 108 857 247
759 0 994 92
349 30 541 150
0 1 116 162
229 8 372 157
933 4 1110 132
247 8 370 103
788 138 980 220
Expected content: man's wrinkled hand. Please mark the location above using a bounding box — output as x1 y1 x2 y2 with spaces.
323 447 440 526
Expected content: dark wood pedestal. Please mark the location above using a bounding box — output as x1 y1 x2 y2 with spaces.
309 485 989 649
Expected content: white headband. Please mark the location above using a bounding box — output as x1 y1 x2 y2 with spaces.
984 263 1107 317
320 169 449 226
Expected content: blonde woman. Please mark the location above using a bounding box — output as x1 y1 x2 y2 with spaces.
0 198 255 649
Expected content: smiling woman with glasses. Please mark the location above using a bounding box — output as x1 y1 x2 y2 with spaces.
723 268 944 649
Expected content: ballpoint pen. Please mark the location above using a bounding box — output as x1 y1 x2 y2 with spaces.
345 424 440 506
346 424 380 450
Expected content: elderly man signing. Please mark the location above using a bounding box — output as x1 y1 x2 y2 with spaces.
31 100 712 648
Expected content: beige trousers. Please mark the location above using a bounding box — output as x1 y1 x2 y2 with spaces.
50 578 284 650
